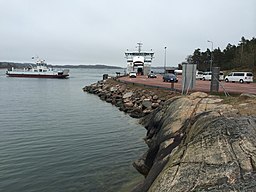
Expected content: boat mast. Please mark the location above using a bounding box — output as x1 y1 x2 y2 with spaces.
136 42 143 53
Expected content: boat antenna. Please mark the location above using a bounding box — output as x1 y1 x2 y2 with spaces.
136 42 143 53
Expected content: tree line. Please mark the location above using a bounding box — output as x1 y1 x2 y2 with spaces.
187 37 256 73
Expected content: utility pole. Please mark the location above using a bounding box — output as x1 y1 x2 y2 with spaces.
207 40 213 71
164 46 167 74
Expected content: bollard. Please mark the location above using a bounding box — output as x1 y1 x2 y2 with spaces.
171 82 174 90
103 74 108 80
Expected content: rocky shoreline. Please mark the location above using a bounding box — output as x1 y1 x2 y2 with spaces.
84 78 256 192
83 78 178 118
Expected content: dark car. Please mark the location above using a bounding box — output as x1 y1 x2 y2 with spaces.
148 72 157 78
163 73 178 82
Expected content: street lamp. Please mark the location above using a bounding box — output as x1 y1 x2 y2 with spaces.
164 46 167 74
207 40 213 71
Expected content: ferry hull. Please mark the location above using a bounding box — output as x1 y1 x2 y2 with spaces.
6 73 69 79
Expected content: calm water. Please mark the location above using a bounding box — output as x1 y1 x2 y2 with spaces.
0 68 146 192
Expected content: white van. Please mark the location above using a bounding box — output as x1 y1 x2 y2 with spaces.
202 71 224 81
224 72 253 83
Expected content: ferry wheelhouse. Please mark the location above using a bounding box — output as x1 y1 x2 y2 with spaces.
125 43 154 75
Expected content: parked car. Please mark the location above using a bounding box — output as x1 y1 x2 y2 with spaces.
202 72 212 80
163 73 178 82
148 71 157 78
202 71 224 81
196 71 204 80
129 71 137 78
224 72 253 83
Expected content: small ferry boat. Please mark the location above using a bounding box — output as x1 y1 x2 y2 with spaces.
6 58 69 78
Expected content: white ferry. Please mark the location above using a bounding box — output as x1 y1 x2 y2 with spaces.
125 43 154 75
6 58 69 79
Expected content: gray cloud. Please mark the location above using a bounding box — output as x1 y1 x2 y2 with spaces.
0 0 255 67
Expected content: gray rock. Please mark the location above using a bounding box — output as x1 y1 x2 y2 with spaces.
124 101 134 108
142 99 152 109
153 95 158 100
123 92 133 99
110 87 118 92
240 93 256 99
134 94 256 192
151 103 159 109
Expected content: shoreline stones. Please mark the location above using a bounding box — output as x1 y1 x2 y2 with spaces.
83 80 172 118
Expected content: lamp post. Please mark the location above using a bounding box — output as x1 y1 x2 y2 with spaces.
207 40 213 71
164 46 167 74
239 40 243 66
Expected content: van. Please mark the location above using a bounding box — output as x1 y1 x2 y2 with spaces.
224 72 253 83
202 71 224 81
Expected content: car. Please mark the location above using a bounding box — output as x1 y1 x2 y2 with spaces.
224 72 253 83
163 73 178 82
129 71 137 78
202 71 212 80
202 71 224 81
196 71 204 80
148 71 157 78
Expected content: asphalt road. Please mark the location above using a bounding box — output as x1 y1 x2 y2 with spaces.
119 75 256 95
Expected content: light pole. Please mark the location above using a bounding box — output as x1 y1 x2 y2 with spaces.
239 40 243 66
164 46 167 74
207 40 213 71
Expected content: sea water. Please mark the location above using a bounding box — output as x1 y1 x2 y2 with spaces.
0 68 146 192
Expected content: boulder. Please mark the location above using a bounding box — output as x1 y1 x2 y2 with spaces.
110 87 118 92
124 101 134 108
151 103 160 109
123 92 133 99
142 99 152 109
152 95 158 100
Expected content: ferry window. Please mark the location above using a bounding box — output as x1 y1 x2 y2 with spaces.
34 70 38 72
39 69 42 72
43 70 47 72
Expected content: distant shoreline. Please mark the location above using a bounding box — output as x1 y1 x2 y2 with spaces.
0 62 123 69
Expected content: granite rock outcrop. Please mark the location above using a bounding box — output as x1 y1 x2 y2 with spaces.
132 92 256 191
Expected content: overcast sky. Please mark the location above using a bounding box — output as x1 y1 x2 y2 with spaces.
0 0 255 67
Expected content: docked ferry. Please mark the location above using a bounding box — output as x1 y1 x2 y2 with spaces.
125 43 154 75
6 58 69 79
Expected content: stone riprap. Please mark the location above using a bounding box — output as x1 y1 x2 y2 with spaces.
83 79 177 118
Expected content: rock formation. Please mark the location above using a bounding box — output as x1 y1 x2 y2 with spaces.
84 79 256 191
132 92 256 191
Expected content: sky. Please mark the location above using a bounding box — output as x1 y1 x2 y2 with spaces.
0 0 255 67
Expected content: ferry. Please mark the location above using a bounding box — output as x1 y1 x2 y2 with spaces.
125 43 154 75
6 58 69 79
